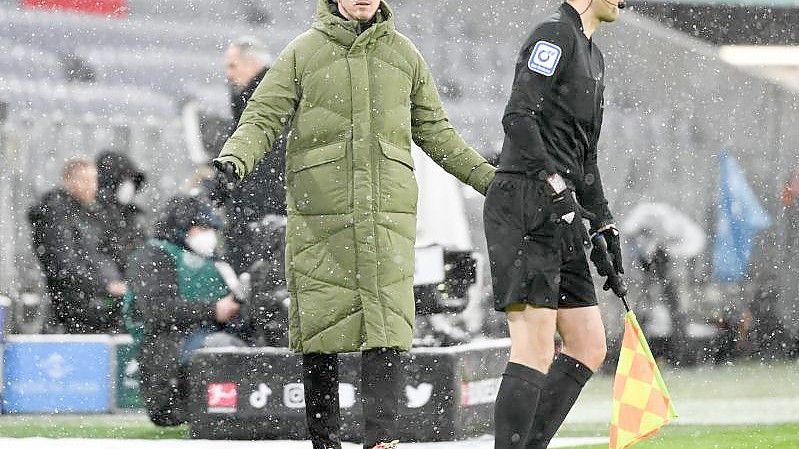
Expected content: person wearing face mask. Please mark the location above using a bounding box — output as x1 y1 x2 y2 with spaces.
28 158 127 333
125 195 246 427
95 151 148 276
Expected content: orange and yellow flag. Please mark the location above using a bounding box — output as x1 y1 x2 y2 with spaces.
609 311 677 449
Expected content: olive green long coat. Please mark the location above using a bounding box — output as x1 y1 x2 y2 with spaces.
215 0 495 354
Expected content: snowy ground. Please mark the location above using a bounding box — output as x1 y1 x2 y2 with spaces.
0 436 608 449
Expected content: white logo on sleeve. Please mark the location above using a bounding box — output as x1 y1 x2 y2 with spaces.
528 41 562 76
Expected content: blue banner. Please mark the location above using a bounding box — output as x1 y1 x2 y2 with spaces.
712 153 772 282
2 338 112 413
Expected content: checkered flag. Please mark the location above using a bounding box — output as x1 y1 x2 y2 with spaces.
609 311 678 449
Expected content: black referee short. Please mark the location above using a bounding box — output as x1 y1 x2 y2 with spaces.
484 173 597 312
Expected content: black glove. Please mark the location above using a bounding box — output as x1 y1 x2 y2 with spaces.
601 273 628 299
590 233 628 298
592 225 624 275
211 160 239 203
545 173 578 224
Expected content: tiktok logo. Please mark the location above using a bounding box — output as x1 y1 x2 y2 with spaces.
249 383 272 409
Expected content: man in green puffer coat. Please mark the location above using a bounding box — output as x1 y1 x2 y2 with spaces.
214 1 495 447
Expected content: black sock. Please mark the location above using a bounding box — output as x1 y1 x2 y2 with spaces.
526 354 593 449
303 353 342 449
494 362 546 449
361 347 402 449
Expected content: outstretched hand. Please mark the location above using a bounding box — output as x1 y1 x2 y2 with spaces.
210 160 239 204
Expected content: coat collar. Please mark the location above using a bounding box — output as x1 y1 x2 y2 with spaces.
249 67 268 90
560 2 584 34
313 0 395 48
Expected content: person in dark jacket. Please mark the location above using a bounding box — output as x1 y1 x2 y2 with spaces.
96 151 148 274
222 36 288 273
483 1 625 447
127 195 245 427
227 36 272 127
28 158 127 334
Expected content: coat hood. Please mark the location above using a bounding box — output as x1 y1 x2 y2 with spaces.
313 0 395 47
96 151 146 204
152 196 222 246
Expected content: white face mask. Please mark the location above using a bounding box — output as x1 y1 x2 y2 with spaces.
186 230 218 258
117 180 137 204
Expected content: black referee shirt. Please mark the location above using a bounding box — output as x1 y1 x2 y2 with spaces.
498 2 613 228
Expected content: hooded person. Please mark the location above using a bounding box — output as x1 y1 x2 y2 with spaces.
95 150 148 274
125 195 246 427
212 1 496 447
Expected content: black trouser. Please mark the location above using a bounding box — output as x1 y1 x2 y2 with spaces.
303 348 401 449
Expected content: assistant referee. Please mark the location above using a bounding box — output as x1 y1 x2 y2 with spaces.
484 0 626 447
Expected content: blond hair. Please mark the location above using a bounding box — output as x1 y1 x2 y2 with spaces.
61 158 94 181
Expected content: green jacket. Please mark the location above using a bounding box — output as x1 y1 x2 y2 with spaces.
215 0 495 354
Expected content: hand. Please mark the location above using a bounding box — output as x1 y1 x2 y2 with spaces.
590 233 628 299
602 273 628 299
211 160 239 203
215 294 241 324
106 281 127 297
545 173 577 224
593 225 624 275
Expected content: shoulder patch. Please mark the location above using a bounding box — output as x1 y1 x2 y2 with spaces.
528 41 562 77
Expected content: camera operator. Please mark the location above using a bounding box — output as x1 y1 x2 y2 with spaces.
126 195 247 426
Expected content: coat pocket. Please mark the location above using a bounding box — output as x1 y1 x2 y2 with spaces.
378 138 418 213
287 141 349 215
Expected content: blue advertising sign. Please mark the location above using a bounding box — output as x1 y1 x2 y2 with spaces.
2 336 112 413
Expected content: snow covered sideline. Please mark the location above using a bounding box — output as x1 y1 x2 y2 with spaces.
0 436 608 449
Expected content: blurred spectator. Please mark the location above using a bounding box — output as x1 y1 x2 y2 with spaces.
226 36 272 126
95 150 148 274
28 158 127 333
126 195 247 427
623 202 706 364
221 36 287 274
633 243 687 364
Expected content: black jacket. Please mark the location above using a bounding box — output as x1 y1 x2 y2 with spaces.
499 2 613 229
96 151 148 273
226 67 288 271
28 189 122 332
127 242 219 426
231 67 268 126
126 201 222 426
127 246 218 335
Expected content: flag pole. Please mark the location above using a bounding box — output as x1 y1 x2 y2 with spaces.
619 294 630 313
